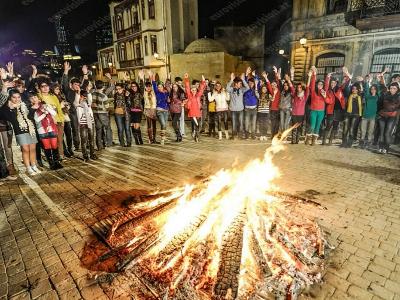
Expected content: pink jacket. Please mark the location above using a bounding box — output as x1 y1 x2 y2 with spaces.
291 85 309 116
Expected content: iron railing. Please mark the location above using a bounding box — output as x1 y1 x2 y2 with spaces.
350 0 400 18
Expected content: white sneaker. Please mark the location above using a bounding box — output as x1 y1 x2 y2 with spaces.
27 167 37 176
31 165 42 174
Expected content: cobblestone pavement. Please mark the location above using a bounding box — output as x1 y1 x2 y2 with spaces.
0 136 399 300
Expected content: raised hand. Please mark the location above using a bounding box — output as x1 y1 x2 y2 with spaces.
342 66 349 76
284 74 290 82
138 69 145 80
201 75 205 82
64 61 71 74
240 73 245 81
6 62 14 77
0 68 7 80
147 70 153 78
311 66 317 74
272 66 278 74
104 72 112 80
290 66 295 75
184 73 189 79
356 76 363 82
261 71 268 79
32 65 38 78
321 89 326 98
308 69 313 77
230 73 235 81
252 70 256 77
246 67 252 76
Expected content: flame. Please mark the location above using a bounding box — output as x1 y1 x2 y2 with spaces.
107 126 328 299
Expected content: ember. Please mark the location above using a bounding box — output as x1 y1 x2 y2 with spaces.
89 128 333 300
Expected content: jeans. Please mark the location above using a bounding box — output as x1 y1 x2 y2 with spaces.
200 103 208 131
171 112 182 133
115 114 131 146
360 118 376 144
63 121 73 153
322 114 334 143
342 114 359 145
378 116 396 150
217 111 229 131
280 109 291 132
57 123 64 157
69 111 80 150
257 113 269 136
157 110 169 130
270 110 280 138
308 110 325 135
80 125 95 157
291 115 304 143
245 108 257 135
208 112 216 135
94 113 111 150
180 107 185 136
231 111 244 136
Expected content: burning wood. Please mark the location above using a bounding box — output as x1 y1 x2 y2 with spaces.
88 128 333 299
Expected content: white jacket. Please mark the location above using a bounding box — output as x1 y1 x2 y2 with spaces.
74 93 94 127
208 90 230 112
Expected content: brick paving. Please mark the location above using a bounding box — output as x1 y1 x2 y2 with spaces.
0 137 399 300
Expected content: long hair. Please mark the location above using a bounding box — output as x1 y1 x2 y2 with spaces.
315 79 324 95
130 81 142 95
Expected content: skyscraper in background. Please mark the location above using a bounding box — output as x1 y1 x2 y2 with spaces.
54 15 73 56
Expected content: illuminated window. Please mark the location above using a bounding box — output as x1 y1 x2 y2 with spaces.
316 53 345 77
370 48 400 82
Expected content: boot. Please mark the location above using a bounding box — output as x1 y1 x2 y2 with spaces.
328 130 335 145
132 128 140 145
291 129 296 144
225 130 229 140
138 128 144 144
305 134 311 145
311 134 317 146
44 149 56 170
218 131 223 140
175 130 181 142
322 131 327 145
52 149 63 170
160 130 166 145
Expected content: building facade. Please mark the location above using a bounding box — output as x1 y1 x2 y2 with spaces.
97 46 117 80
107 0 198 80
290 0 400 82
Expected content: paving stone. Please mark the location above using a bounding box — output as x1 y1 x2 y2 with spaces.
347 285 374 300
30 279 52 299
59 287 81 300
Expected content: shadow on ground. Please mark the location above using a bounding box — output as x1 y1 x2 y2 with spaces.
319 159 400 185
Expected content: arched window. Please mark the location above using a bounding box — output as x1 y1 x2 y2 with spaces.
116 15 123 31
370 48 400 82
316 52 345 77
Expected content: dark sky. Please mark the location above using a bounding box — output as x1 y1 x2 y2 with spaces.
0 0 283 60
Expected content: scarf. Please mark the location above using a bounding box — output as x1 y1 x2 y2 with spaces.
81 100 93 129
347 94 362 116
36 104 57 133
297 91 305 98
9 101 36 137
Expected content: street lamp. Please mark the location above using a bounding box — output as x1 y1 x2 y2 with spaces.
108 62 113 67
279 49 285 55
300 38 310 81
92 65 97 69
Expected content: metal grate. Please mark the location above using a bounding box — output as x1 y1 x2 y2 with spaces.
370 48 400 82
351 0 400 17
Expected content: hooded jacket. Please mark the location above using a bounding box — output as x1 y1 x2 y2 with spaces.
226 80 249 111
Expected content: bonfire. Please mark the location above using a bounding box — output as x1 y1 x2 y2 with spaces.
88 128 332 300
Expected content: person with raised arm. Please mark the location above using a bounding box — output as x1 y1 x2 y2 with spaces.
290 67 310 144
264 67 281 139
226 69 250 139
305 66 333 146
149 70 170 145
208 81 230 140
184 73 206 142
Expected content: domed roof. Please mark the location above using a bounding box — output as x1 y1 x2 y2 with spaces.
184 38 227 54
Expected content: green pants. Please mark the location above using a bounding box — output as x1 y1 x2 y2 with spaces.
308 110 325 135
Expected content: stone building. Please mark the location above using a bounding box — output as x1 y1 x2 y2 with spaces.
97 45 117 79
169 38 253 83
107 0 198 80
290 0 400 82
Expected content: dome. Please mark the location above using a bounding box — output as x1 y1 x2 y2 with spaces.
184 38 227 54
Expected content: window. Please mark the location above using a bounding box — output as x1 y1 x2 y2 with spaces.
150 35 158 54
316 53 345 77
141 0 146 19
120 42 127 61
116 15 123 31
370 48 400 82
326 0 348 14
144 36 148 56
135 43 142 59
133 11 139 25
148 0 155 19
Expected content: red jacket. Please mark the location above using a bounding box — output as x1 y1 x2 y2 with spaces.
310 74 332 111
291 85 309 116
184 79 206 118
266 81 281 111
325 75 349 115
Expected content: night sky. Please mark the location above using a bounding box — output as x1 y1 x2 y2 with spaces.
0 0 282 61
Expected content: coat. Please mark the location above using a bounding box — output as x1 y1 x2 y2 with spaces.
184 79 206 118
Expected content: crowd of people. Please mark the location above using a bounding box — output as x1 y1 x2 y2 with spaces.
0 61 399 178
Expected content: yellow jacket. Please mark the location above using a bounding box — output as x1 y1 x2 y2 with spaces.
39 93 65 123
346 94 362 116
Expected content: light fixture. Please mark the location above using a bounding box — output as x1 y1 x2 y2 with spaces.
279 49 285 55
92 65 97 69
300 38 307 46
108 62 113 67
153 52 159 59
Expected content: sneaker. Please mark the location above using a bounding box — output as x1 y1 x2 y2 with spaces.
31 165 41 174
90 154 98 160
83 155 90 162
382 149 387 154
160 139 165 145
27 167 37 176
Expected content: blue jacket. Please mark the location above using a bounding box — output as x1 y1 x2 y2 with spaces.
244 89 259 108
152 81 169 110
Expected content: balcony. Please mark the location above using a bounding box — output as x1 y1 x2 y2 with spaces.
346 0 400 30
119 58 144 69
116 24 141 39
